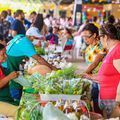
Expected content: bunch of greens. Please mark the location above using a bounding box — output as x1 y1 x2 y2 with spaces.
16 93 43 120
15 66 91 95
21 74 42 94
31 67 91 95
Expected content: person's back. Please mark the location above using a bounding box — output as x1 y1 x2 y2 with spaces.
10 9 26 37
11 19 25 35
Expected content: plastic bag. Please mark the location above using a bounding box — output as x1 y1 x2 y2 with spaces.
43 103 70 120
14 75 32 87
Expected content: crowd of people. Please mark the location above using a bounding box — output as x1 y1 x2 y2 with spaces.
0 8 120 119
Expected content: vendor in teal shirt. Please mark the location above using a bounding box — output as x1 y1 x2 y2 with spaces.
5 28 57 105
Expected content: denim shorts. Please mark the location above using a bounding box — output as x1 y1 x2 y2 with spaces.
99 99 115 118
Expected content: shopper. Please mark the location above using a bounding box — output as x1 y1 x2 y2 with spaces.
84 23 120 118
10 9 26 37
81 23 106 74
81 23 107 114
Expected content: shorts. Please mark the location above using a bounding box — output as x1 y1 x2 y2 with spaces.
99 99 115 118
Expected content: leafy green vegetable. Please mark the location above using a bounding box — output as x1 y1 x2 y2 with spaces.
16 93 43 120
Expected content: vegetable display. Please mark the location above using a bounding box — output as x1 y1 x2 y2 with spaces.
17 93 43 120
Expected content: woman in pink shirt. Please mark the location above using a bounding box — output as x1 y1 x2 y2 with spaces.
84 23 120 118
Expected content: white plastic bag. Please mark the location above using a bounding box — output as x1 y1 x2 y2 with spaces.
43 103 70 120
14 75 32 87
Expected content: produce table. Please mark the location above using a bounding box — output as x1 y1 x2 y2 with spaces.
13 55 104 120
17 91 104 120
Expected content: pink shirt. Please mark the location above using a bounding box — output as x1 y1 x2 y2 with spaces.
97 43 120 100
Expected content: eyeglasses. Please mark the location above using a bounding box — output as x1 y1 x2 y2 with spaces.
82 34 93 39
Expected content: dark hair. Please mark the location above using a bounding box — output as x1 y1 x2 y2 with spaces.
68 17 72 21
115 24 120 40
48 27 53 33
33 13 44 32
46 14 50 18
0 43 5 51
85 19 89 23
82 23 99 36
15 9 24 17
1 10 8 19
65 28 72 36
0 34 4 40
100 23 120 40
108 15 115 24
92 16 97 22
30 11 37 16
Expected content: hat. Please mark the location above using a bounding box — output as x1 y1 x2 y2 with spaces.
26 27 42 38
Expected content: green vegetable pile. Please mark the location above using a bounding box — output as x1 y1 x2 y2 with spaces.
15 67 91 95
16 93 43 120
31 67 91 95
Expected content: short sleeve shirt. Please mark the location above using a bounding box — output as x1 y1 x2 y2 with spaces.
11 19 26 35
6 35 36 57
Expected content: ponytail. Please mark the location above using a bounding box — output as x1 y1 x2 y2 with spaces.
116 24 120 40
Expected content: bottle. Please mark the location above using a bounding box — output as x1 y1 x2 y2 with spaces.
63 100 74 114
55 99 64 111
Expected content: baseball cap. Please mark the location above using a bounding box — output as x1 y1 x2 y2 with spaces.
26 27 42 38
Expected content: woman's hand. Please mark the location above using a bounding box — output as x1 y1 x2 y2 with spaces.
83 73 93 79
80 73 99 83
9 71 19 80
79 73 92 79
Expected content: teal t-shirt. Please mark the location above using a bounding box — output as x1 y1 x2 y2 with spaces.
6 35 36 57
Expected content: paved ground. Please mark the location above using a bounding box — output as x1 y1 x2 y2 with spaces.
67 56 88 74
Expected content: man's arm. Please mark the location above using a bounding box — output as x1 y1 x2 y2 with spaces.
32 54 58 70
